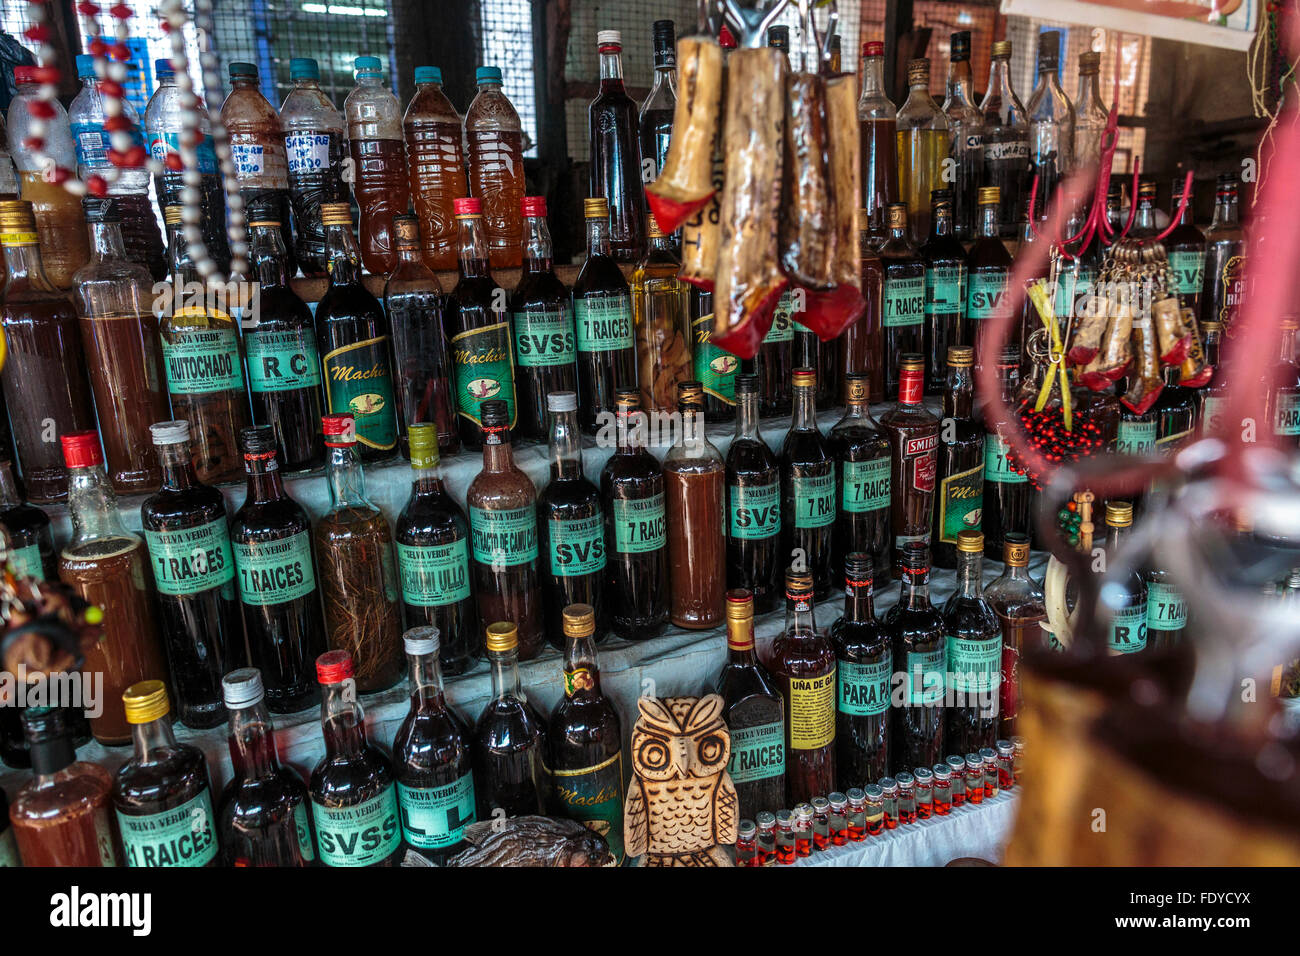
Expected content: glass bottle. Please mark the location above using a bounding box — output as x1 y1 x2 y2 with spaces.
736 820 757 865
692 284 738 422
548 604 625 863
394 422 478 675
828 792 848 845
895 771 917 824
965 187 1013 369
316 202 398 460
756 810 777 863
859 41 899 237
1270 319 1300 448
863 783 884 834
313 414 404 694
726 375 782 613
1201 173 1246 332
895 59 949 245
392 628 476 864
511 196 579 440
0 199 97 502
0 112 16 202
634 214 692 415
983 350 1032 557
1166 176 1205 317
141 420 242 729
942 32 983 241
983 533 1045 739
404 65 469 272
881 777 900 827
942 531 1002 755
996 739 1015 790
229 425 326 714
344 56 409 276
981 746 1000 797
770 569 837 805
309 651 403 867
467 399 544 660
831 553 892 789
473 621 549 817
664 381 726 629
932 763 952 814
280 57 349 277
879 355 940 576
880 202 926 395
947 753 967 805
775 808 796 863
573 197 638 434
58 432 166 745
466 67 525 270
979 40 1028 238
1025 31 1074 217
1198 320 1227 434
589 30 647 262
793 803 813 855
1154 364 1198 457
1103 501 1148 655
9 707 118 866
159 205 250 485
931 347 984 569
886 543 946 772
639 19 678 193
716 590 786 819
781 368 836 600
965 752 984 803
217 669 314 867
0 459 57 581
1073 51 1108 178
113 681 219 867
600 389 670 640
921 189 967 387
829 372 892 586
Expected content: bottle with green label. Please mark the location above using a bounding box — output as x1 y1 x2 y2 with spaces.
920 189 966 387
1269 318 1300 449
1165 176 1205 317
881 203 926 396
1153 365 1197 458
931 347 984 569
572 197 637 435
0 458 57 583
1102 502 1147 656
726 375 782 614
113 681 221 868
474 621 549 818
141 420 242 730
548 604 624 863
964 187 1012 370
984 534 1045 738
537 392 607 646
885 543 946 770
217 669 315 867
830 553 891 789
392 628 475 864
829 372 893 585
395 423 478 675
756 290 794 418
229 425 326 714
691 284 738 422
309 651 403 867
941 530 1001 756
982 348 1031 559
1143 566 1187 652
1197 320 1226 437
780 368 836 600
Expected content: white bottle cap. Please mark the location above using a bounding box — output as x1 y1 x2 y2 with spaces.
597 30 622 47
547 391 579 413
150 420 191 445
403 626 441 658
222 668 265 708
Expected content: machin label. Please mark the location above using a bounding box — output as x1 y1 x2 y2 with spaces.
322 335 397 450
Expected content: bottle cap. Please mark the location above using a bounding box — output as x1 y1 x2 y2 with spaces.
454 196 483 218
898 353 925 372
862 40 884 58
391 213 420 248
21 707 76 775
403 626 441 658
1172 176 1194 198
725 589 754 622
792 367 816 388
480 399 510 429
735 373 759 397
521 195 547 218
653 20 676 64
154 59 174 79
614 387 641 411
979 746 998 761
1138 180 1157 198
222 668 265 708
738 819 756 838
122 680 170 724
930 187 954 204
997 739 1014 756
843 372 869 404
1037 31 1060 70
484 621 518 653
887 202 908 229
794 803 812 820
1012 735 1026 753
966 752 983 768
61 431 104 469
414 65 443 85
150 420 190 446
879 776 898 794
828 791 847 809
850 786 869 801
75 54 97 79
163 205 184 225
597 29 622 48
320 202 353 226
947 344 974 367
408 422 440 469
646 213 664 238
950 31 971 61
1106 501 1134 526
956 529 984 553
907 58 929 84
290 58 320 81
1078 50 1101 72
812 796 830 811
12 66 37 85
933 762 951 779
322 413 356 446
844 552 874 581
562 604 597 639
82 196 120 224
583 197 609 219
0 199 37 234
978 185 1001 205
895 771 914 787
354 55 382 75
900 541 929 571
229 61 257 79
676 380 704 410
476 66 503 85
316 651 355 684
775 809 793 825
1003 532 1031 566
991 40 1012 59
767 25 789 49
547 390 578 413
914 766 934 782
239 425 278 458
947 754 967 772
719 25 737 49
785 567 815 597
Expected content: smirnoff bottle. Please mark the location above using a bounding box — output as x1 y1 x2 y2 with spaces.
879 355 939 577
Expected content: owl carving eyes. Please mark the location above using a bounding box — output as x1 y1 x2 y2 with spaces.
695 733 726 768
635 734 674 778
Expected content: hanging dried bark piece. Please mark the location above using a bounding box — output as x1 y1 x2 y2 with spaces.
779 72 835 290
1121 317 1164 414
1178 307 1212 386
1067 295 1111 365
1152 296 1190 365
824 73 860 292
1095 300 1133 381
1077 348 1113 391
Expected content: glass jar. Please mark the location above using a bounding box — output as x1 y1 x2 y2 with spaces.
914 766 934 819
980 746 999 798
793 802 814 856
863 783 885 836
879 777 899 829
828 792 849 846
776 809 797 864
932 763 952 815
996 739 1015 791
896 771 917 824
756 810 777 865
947 754 968 806
811 796 832 850
847 787 867 841
1012 735 1026 785
736 819 757 866
966 752 985 803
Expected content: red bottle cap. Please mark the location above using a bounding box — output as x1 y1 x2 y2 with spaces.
453 197 482 217
521 195 546 218
60 431 104 469
316 650 354 684
719 25 737 49
321 413 356 446
863 41 884 57
12 66 36 85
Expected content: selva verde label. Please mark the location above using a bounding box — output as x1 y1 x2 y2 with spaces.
612 493 666 553
117 790 218 867
730 481 779 539
883 274 925 328
397 773 475 851
966 271 1009 320
841 458 890 513
764 293 794 342
144 517 236 596
728 720 786 785
925 264 965 316
937 461 983 543
548 513 606 576
5 541 44 582
550 751 625 862
1108 604 1147 654
1117 418 1157 456
837 654 892 717
397 539 471 606
946 634 1002 696
904 647 946 705
246 328 322 392
233 530 316 605
161 326 243 394
787 670 836 750
574 295 634 352
984 433 1026 484
1146 581 1187 632
792 471 836 529
312 785 401 867
448 322 515 429
513 306 576 368
469 505 538 566
322 335 397 450
692 312 738 404
1170 249 1205 296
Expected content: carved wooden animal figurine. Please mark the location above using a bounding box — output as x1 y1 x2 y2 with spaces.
624 694 738 866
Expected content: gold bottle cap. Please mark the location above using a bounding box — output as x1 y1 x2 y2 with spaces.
1079 51 1101 72
726 589 754 623
1282 317 1299 332
484 621 518 653
614 388 641 412
785 568 814 594
991 40 1012 59
887 203 908 230
947 345 974 368
320 202 353 226
0 199 38 244
978 186 1001 206
123 680 171 724
1106 501 1134 527
899 354 925 372
907 58 929 85
584 197 610 219
247 219 280 229
646 213 663 238
1138 181 1157 198
792 367 817 388
844 373 870 404
677 380 704 409
956 529 984 553
562 604 597 639
393 215 421 247
163 205 183 226
1003 534 1031 567
1201 320 1223 333
407 422 440 469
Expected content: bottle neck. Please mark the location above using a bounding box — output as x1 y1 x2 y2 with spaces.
521 215 554 274
228 701 280 779
66 464 131 544
243 453 286 503
1133 198 1157 234
599 47 626 87
726 615 759 665
250 223 292 290
1174 191 1194 227
548 408 584 480
157 441 200 492
735 391 761 440
1212 191 1240 228
988 57 1014 104
458 216 491 277
563 632 603 701
1 241 53 288
899 567 931 608
1106 522 1129 552
977 203 998 238
783 589 817 638
674 404 708 454
408 651 447 714
615 408 644 454
130 715 178 762
489 648 523 701
320 680 368 757
481 430 516 472
956 549 983 595
930 206 953 240
1002 561 1032 584
325 442 371 510
791 383 817 429
898 367 925 407
324 223 363 286
1035 58 1062 92
944 365 974 418
586 217 611 258
844 576 876 622
862 56 888 101
1077 69 1101 109
1281 328 1296 363
947 58 976 107
88 221 128 262
410 459 445 495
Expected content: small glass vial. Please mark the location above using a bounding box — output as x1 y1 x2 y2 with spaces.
811 796 832 850
996 739 1015 791
828 792 849 846
793 803 814 856
932 763 952 815
879 777 899 829
980 746 999 798
775 809 797 864
1012 735 1026 785
736 819 757 866
756 811 777 865
863 783 885 835
895 771 917 824
965 753 985 803
947 755 967 806
846 788 867 841
913 766 934 819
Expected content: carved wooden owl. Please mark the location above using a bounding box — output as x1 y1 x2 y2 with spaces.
624 694 738 867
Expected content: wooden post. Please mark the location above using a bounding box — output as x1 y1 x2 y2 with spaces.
883 0 913 103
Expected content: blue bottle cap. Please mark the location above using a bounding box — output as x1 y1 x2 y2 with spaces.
354 55 382 74
476 66 503 85
414 66 442 85
290 57 319 80
76 54 96 79
228 61 257 79
154 58 174 78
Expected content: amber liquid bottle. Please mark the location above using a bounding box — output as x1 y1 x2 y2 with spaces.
1102 502 1148 656
756 291 795 419
474 622 549 818
467 400 544 660
345 57 409 277
983 533 1044 737
573 197 637 433
0 199 97 502
829 372 892 586
885 543 946 773
880 355 940 576
392 628 476 864
600 389 670 640
931 347 984 569
404 66 469 272
716 591 786 820
1201 174 1246 332
781 368 835 600
633 214 692 416
548 604 625 862
859 41 899 238
465 67 525 270
880 203 926 396
770 569 836 806
665 381 726 629
831 554 891 790
113 681 220 867
726 375 782 614
1166 177 1205 317
920 190 967 388
58 432 167 746
589 30 647 263
942 531 1002 755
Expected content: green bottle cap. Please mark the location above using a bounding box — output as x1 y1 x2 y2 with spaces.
408 423 440 469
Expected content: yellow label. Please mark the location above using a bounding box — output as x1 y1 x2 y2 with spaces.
787 669 836 751
0 231 38 246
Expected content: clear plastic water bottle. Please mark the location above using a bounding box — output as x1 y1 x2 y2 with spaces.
280 57 348 277
344 55 409 275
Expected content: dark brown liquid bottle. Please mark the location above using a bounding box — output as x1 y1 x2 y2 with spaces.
983 534 1044 738
781 368 835 601
404 67 469 273
931 347 984 569
589 30 647 263
858 41 899 238
982 351 1032 558
474 621 549 818
1166 177 1205 317
572 197 637 434
726 375 782 614
880 203 926 396
465 68 525 270
831 554 892 789
829 372 893 585
0 457 57 582
879 355 939 577
920 190 967 389
664 381 726 629
942 531 1002 756
1201 173 1246 333
755 291 795 419
846 216 886 404
885 543 946 773
964 187 1013 372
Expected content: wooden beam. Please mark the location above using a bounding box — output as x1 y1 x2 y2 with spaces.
883 0 914 103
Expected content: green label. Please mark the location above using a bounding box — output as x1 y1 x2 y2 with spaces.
937 461 984 543
513 306 576 368
550 751 625 863
1201 394 1227 434
691 312 738 404
883 274 925 328
548 513 606 576
161 328 243 394
792 472 836 528
904 647 946 705
322 335 397 450
397 773 475 850
574 295 634 352
837 654 892 717
1146 581 1187 632
245 328 322 392
0 827 20 866
763 293 794 342
727 720 786 785
448 323 515 430
1054 268 1094 318
469 505 538 566
841 458 890 513
5 541 44 581
1108 604 1147 654
144 518 236 597
612 493 666 553
984 433 1027 484
397 539 471 606
946 634 1002 695
925 264 965 316
966 271 1010 320
312 785 401 867
233 530 316 605
117 789 218 867
1117 419 1157 456
730 481 780 539
1170 249 1205 296
293 802 315 862
1277 392 1300 436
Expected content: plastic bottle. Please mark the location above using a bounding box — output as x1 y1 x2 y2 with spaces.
6 68 91 288
68 53 165 280
221 61 296 276
404 65 468 272
144 58 231 274
465 66 524 270
344 55 409 276
280 57 348 277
